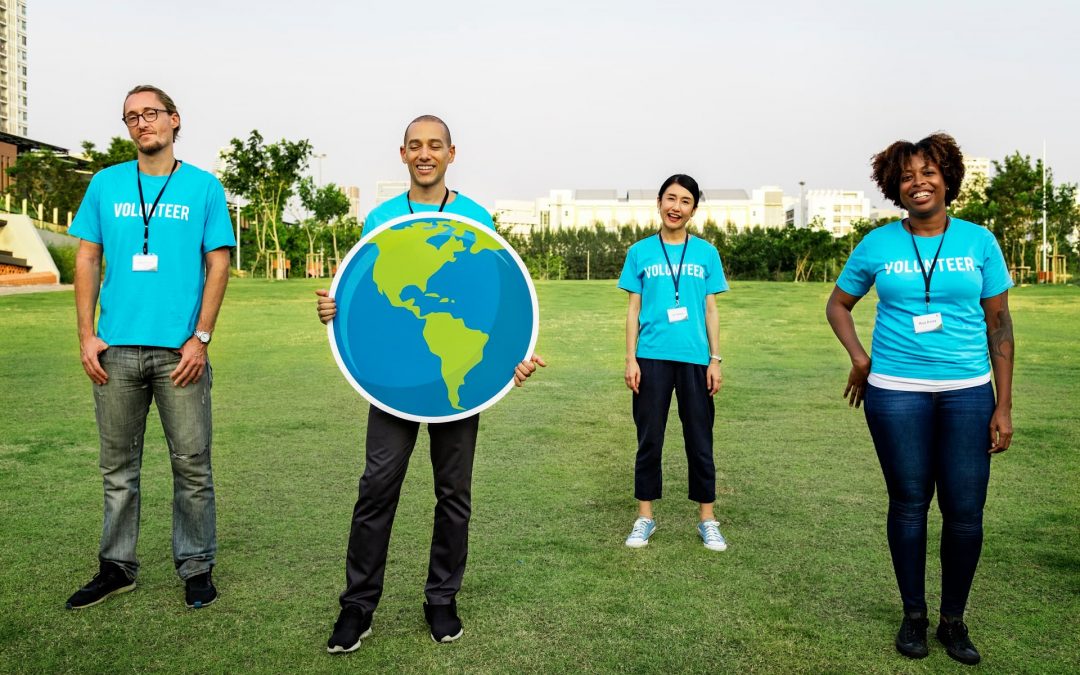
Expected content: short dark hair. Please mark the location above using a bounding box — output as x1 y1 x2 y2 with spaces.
658 174 701 208
125 84 181 141
403 115 452 145
871 132 964 208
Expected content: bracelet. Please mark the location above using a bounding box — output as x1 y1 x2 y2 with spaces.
710 354 722 363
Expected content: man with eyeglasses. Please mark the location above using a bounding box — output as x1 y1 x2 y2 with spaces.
315 115 545 652
65 84 235 611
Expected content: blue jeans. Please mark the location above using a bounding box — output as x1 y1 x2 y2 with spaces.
93 346 217 581
863 382 994 617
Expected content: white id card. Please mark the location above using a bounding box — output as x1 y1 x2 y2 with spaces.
667 306 689 323
913 312 943 334
132 254 159 272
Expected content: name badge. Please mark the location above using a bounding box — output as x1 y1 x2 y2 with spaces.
132 253 159 272
667 306 689 323
913 312 943 334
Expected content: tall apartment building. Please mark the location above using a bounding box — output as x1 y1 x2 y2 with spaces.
343 185 360 218
374 180 408 206
0 0 28 136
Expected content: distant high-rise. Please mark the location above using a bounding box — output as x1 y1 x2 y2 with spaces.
0 0 28 136
343 185 360 218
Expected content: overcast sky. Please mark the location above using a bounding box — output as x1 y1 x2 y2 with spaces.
30 0 1080 214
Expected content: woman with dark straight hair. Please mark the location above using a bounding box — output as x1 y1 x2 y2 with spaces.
618 174 730 552
826 133 1014 666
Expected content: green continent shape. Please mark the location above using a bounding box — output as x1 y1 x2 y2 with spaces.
422 313 489 410
370 220 493 410
371 221 465 318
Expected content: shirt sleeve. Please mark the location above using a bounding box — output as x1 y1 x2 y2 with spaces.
836 238 874 297
68 173 103 244
980 230 1014 298
202 176 237 252
617 245 641 293
705 244 729 294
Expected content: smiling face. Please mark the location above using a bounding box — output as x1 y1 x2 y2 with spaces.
898 152 947 219
657 183 698 234
400 120 455 191
123 91 179 156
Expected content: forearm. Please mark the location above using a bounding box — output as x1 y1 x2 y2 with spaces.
197 249 231 333
625 307 640 361
705 295 720 356
986 297 1015 408
74 245 102 341
826 299 869 365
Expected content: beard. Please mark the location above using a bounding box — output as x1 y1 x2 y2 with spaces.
136 134 169 156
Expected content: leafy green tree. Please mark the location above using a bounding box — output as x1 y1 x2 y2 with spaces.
298 177 351 265
218 131 312 276
81 137 137 173
5 151 85 217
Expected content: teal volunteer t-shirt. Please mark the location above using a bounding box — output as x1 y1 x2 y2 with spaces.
69 161 236 349
836 218 1012 381
618 234 728 366
363 191 493 232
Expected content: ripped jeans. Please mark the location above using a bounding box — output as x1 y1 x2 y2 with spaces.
92 346 216 581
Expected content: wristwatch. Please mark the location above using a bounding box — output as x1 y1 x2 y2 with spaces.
194 330 212 344
710 354 722 363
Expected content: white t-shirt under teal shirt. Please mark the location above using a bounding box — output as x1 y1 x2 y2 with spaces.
836 218 1012 389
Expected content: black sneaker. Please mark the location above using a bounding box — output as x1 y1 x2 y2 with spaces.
327 606 373 654
936 618 981 665
895 612 929 659
65 561 136 609
184 571 218 609
424 600 463 643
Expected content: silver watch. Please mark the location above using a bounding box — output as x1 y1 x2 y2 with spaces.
194 330 212 344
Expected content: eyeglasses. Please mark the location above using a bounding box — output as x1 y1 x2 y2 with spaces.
122 108 170 127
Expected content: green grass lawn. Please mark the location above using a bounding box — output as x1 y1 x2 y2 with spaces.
1 279 1077 674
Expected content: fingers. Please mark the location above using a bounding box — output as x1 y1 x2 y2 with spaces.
82 353 108 385
316 291 337 324
530 354 547 368
989 424 1013 453
514 358 538 387
170 347 206 387
81 340 109 385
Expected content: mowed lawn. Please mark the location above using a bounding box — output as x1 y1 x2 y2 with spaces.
0 279 1077 674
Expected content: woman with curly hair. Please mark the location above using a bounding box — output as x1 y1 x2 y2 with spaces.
825 133 1014 665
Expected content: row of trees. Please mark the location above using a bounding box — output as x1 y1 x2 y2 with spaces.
6 135 1077 282
501 219 882 282
950 152 1079 272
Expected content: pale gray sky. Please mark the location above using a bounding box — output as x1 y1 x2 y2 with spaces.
30 0 1080 214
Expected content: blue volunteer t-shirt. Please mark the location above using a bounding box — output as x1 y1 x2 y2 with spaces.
618 234 728 366
69 161 236 349
363 191 493 232
836 218 1012 380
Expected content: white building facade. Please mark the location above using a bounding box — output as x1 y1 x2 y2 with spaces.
495 186 789 236
0 0 28 136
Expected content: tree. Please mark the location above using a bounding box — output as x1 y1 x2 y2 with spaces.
218 131 312 276
298 177 351 266
81 137 137 173
5 150 86 218
953 152 1080 271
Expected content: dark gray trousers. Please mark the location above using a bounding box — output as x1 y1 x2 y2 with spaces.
340 405 479 613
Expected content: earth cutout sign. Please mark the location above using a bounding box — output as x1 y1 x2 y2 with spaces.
328 212 539 423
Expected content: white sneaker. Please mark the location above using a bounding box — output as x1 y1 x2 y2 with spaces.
697 520 727 551
625 517 656 548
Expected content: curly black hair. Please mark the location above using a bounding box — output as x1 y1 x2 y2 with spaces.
871 133 965 208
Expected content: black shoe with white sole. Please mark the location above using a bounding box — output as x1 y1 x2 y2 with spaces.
65 561 136 610
327 606 373 654
424 600 463 643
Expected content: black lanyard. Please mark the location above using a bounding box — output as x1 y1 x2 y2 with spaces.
657 232 690 306
136 159 179 255
907 217 949 310
406 188 450 214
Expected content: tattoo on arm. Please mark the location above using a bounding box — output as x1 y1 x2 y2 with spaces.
988 307 1014 361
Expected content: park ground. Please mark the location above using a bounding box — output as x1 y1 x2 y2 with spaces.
0 280 1077 674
